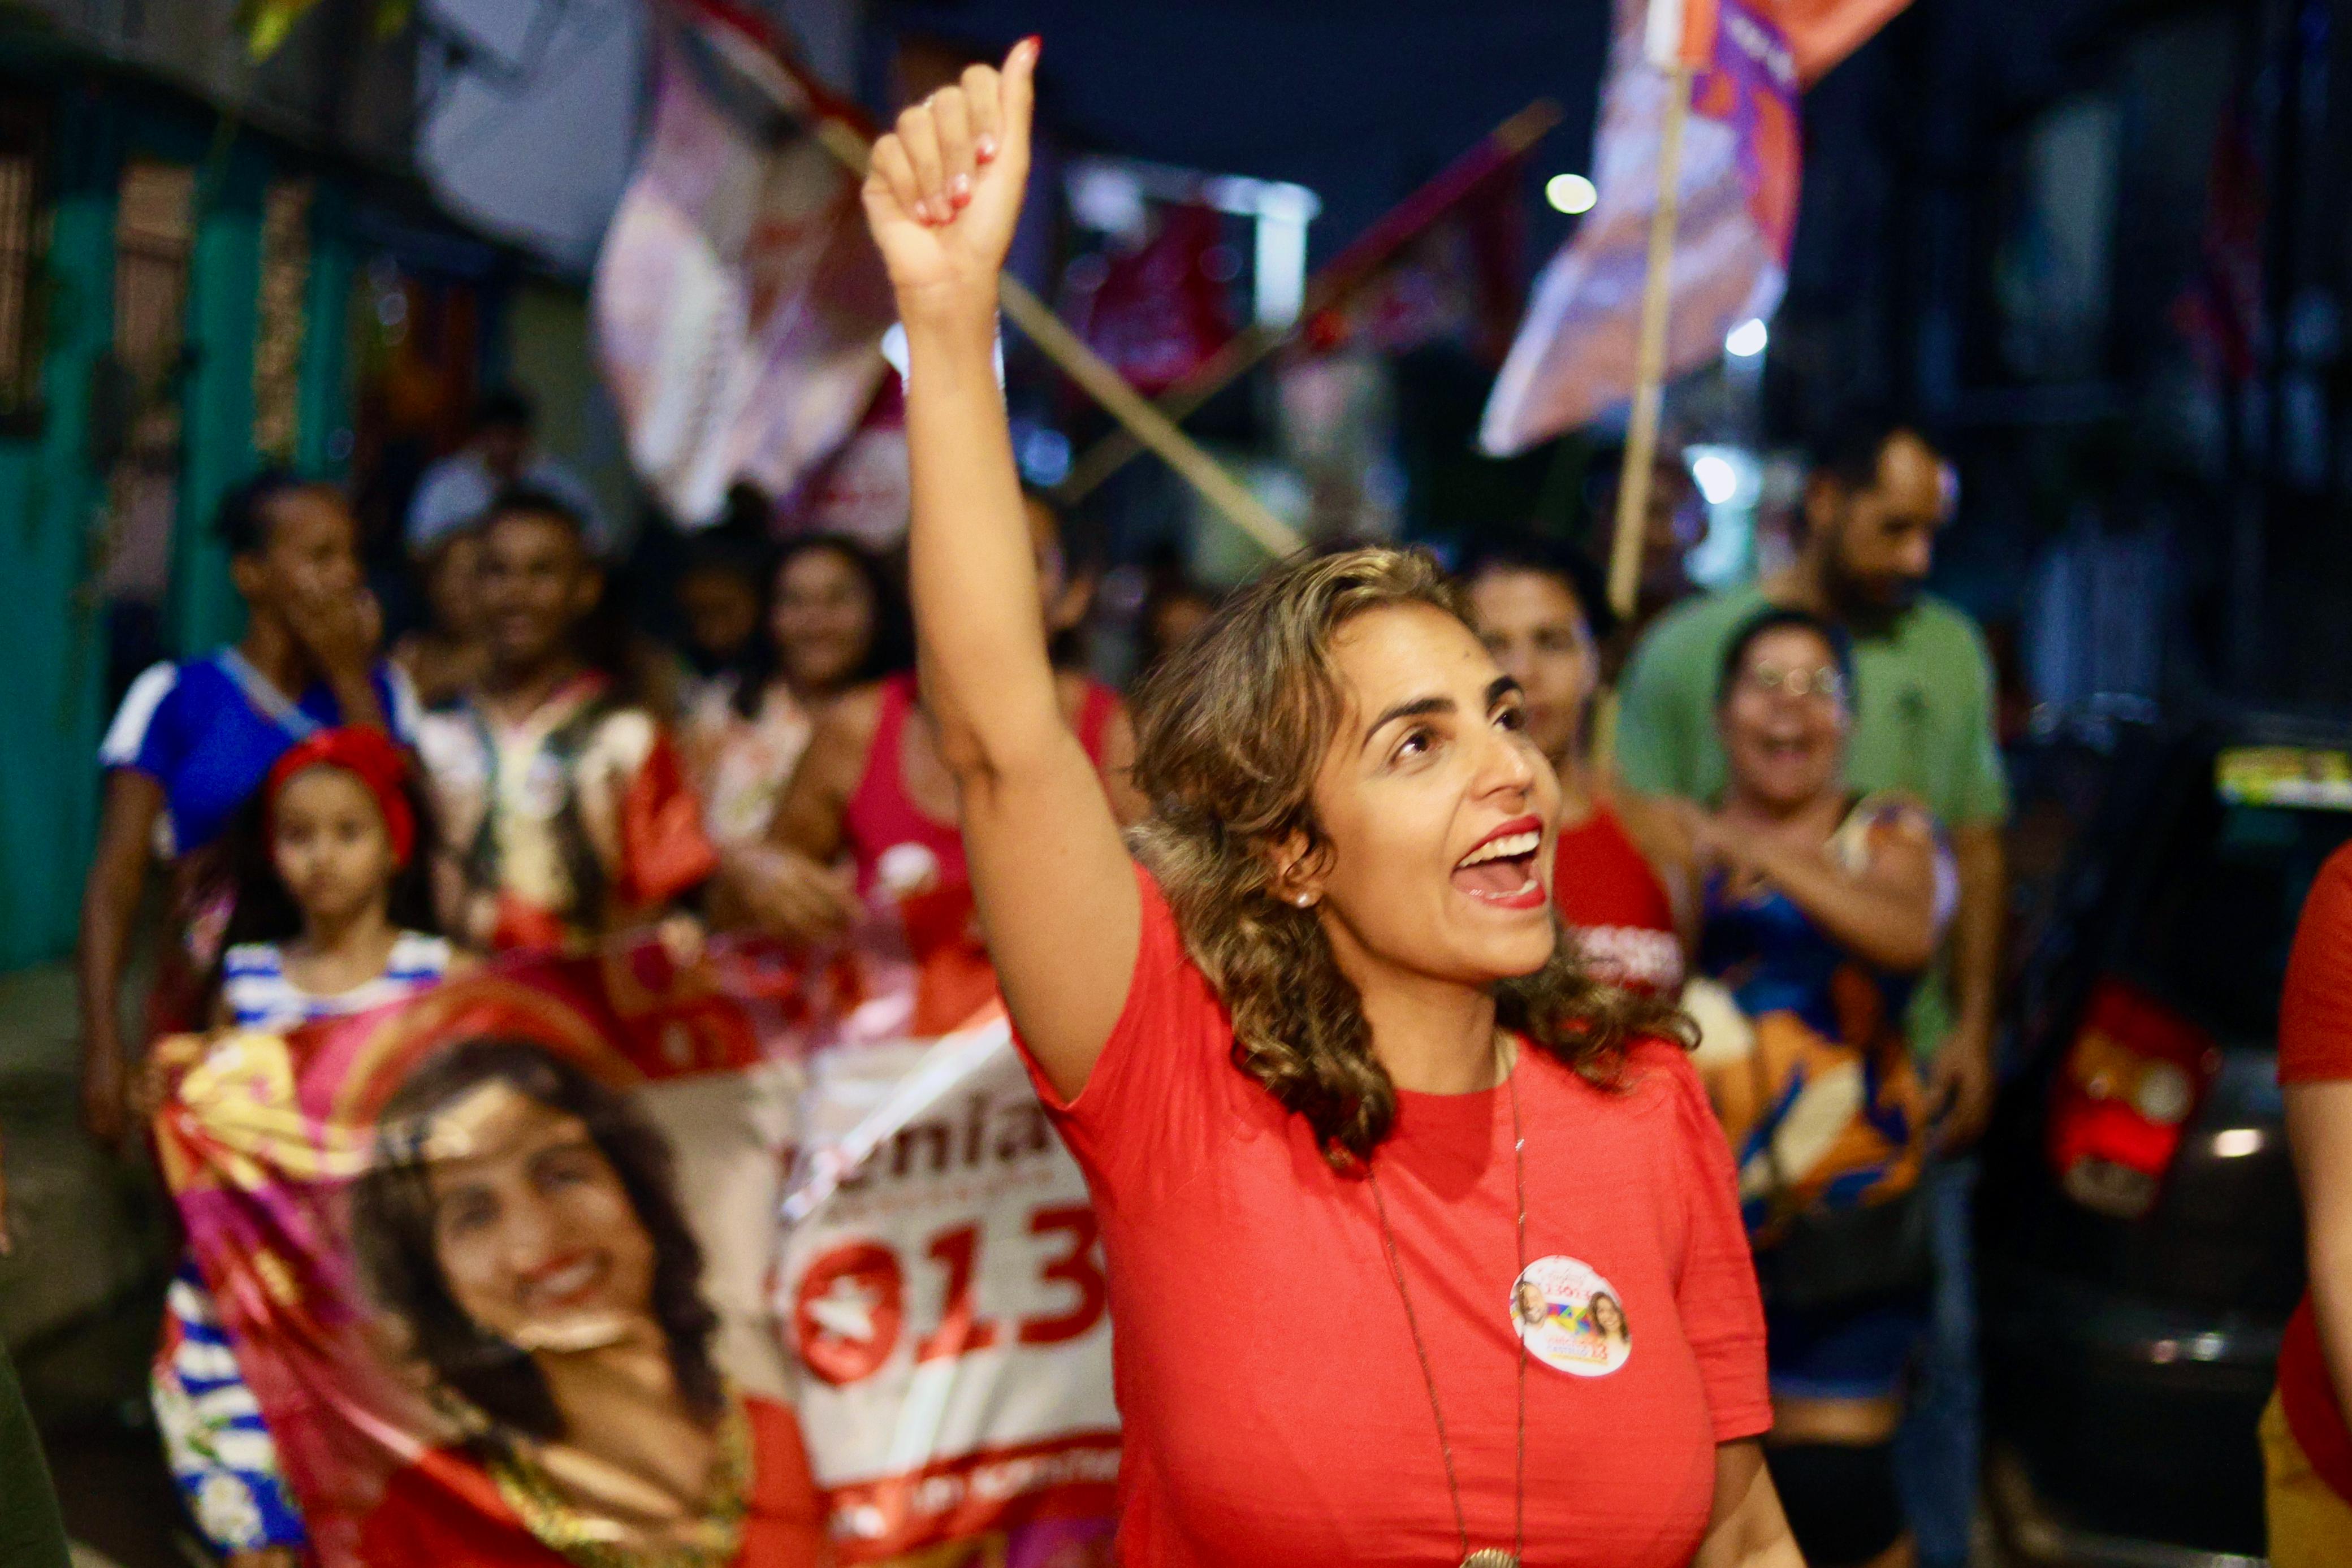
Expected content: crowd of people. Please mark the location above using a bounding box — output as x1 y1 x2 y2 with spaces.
12 36 2284 1568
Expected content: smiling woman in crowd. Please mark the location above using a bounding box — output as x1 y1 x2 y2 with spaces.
1674 607 1951 1568
849 40 1802 1567
678 532 909 851
351 1038 824 1566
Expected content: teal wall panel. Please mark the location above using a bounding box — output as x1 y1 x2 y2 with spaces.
0 88 116 968
167 138 270 657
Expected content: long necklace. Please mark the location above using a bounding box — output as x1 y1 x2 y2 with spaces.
1365 1038 1527 1568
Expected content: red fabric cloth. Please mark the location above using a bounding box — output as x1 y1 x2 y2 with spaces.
1554 802 1683 994
355 1396 825 1566
1011 865 1770 1567
618 728 722 911
2276 843 2352 1502
265 726 418 867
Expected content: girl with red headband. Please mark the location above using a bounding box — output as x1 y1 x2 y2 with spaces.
152 726 466 1568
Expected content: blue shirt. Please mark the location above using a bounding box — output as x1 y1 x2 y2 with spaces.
100 651 421 856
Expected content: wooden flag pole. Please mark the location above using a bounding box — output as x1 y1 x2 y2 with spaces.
784 57 1304 556
993 283 1303 557
1056 99 1564 506
1606 63 1693 622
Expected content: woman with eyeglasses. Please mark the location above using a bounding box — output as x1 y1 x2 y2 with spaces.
1670 605 1954 1568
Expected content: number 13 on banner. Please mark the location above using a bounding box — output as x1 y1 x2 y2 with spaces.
793 1205 1108 1387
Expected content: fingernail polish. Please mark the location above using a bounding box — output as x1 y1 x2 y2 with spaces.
976 135 998 163
1021 34 1042 58
913 200 932 224
950 174 972 206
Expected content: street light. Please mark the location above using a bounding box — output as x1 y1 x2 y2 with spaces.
1545 173 1598 215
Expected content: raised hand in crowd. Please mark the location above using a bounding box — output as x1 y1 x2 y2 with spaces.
863 42 1035 314
282 583 390 731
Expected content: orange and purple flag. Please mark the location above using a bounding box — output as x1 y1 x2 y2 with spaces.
1479 0 1908 453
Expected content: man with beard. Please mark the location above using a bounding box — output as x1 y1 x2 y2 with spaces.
1614 414 2006 1568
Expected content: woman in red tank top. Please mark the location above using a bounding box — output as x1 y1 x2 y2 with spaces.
755 491 1141 1026
1464 543 1690 994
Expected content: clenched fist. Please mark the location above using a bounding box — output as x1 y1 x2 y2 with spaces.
861 37 1040 324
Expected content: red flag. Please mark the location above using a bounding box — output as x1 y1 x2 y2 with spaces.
1064 203 1239 397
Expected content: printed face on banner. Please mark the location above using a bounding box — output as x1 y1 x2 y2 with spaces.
154 952 831 1568
159 933 1119 1567
344 1035 820 1562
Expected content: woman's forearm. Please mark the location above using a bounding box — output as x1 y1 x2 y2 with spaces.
1694 1441 1804 1568
1741 833 1937 973
899 306 1064 781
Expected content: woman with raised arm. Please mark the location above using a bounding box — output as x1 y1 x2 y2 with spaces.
866 42 1802 1568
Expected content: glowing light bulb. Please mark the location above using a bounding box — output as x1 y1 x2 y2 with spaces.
1545 173 1598 215
1724 318 1770 359
1692 453 1739 506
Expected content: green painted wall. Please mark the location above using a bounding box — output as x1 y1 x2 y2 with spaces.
168 138 270 657
0 88 378 970
0 86 117 969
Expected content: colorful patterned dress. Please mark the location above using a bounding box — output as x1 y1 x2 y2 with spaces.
1694 794 1955 1400
152 933 452 1556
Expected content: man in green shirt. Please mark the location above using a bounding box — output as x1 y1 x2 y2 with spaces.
1614 417 2006 1568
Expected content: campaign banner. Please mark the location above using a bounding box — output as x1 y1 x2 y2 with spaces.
593 4 897 526
153 913 1123 1567
1480 0 1798 454
779 1017 1120 1565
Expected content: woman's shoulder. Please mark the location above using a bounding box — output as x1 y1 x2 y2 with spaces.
1534 1032 1707 1125
1619 1032 1708 1104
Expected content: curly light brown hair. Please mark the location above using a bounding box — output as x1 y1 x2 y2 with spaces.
1128 545 1689 1169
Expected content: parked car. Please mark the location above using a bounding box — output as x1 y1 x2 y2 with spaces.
1981 709 2352 1564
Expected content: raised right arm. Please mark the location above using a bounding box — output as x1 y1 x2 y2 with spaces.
864 41 1138 1099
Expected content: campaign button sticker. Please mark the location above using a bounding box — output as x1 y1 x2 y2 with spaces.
1511 1254 1631 1378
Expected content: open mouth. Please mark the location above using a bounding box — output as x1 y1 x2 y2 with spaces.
522 1251 607 1313
1452 816 1546 908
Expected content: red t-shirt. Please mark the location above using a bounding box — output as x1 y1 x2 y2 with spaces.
2276 842 2352 1500
356 1395 825 1566
1016 865 1770 1567
1554 802 1684 994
